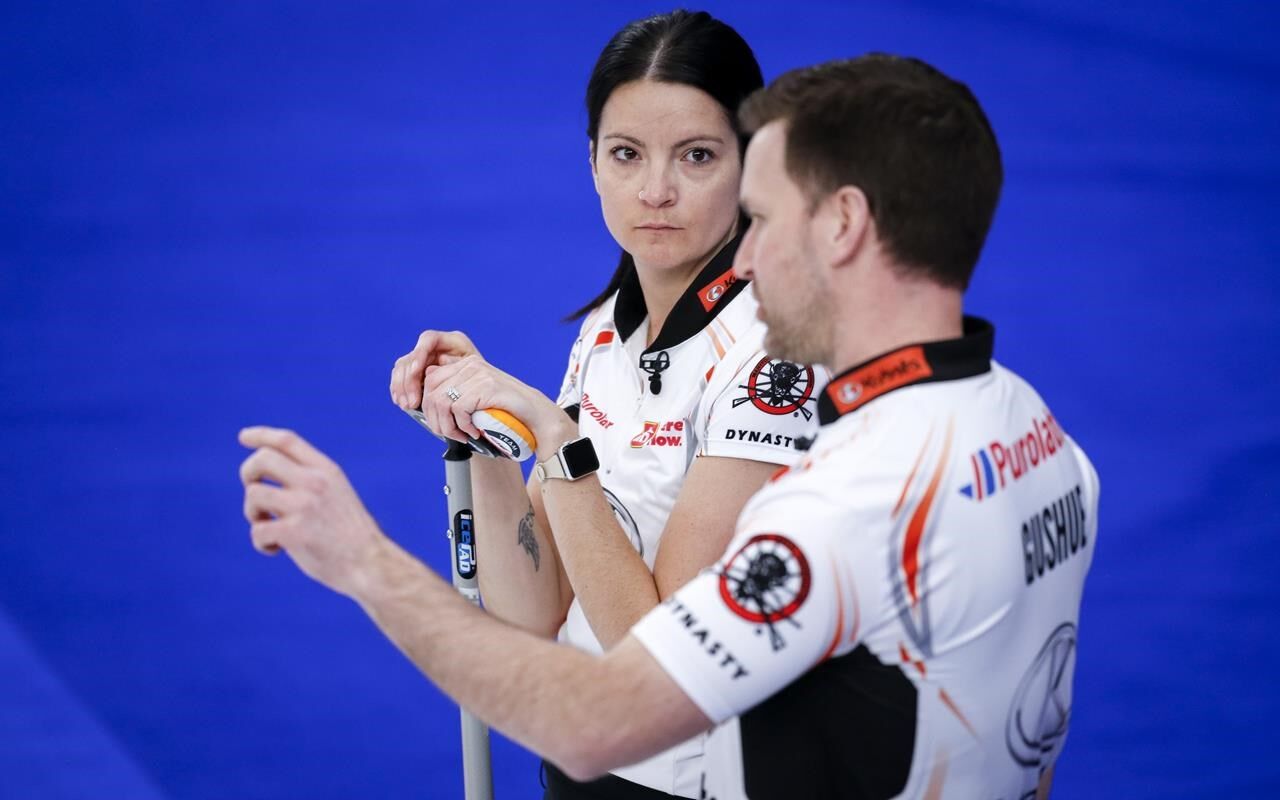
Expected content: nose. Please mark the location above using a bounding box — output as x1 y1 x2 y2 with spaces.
638 163 676 208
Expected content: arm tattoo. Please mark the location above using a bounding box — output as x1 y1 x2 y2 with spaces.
516 507 540 572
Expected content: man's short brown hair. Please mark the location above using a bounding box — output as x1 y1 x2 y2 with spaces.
739 54 1003 289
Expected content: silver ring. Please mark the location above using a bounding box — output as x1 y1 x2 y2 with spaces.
445 386 461 402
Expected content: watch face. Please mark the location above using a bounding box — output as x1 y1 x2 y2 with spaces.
561 437 599 477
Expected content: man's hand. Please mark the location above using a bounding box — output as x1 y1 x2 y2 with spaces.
238 426 385 597
390 330 480 411
235 429 713 780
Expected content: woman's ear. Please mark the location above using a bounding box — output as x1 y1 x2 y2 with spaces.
588 140 599 193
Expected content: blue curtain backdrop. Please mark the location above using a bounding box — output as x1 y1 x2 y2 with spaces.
2 1 1277 797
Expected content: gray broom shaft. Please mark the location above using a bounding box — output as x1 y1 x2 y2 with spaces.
444 444 494 800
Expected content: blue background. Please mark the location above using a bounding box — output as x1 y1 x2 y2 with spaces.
2 1 1278 797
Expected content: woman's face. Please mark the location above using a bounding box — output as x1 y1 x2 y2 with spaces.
592 80 742 275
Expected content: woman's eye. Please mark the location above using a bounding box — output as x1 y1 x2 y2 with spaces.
611 146 639 161
684 148 715 164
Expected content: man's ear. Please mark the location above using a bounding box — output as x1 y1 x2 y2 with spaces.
818 185 871 269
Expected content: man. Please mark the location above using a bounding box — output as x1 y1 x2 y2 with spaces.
240 54 1098 799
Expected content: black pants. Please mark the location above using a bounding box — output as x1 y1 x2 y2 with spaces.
542 761 682 800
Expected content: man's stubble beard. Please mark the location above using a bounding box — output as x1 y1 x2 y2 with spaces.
762 279 835 367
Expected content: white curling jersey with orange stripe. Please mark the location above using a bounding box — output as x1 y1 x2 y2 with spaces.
632 317 1100 800
555 235 828 796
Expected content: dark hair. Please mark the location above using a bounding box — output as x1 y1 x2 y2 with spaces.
567 9 763 320
739 54 1002 290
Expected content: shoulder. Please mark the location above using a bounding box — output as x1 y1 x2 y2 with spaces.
557 293 619 404
750 398 940 520
564 292 621 367
573 293 618 340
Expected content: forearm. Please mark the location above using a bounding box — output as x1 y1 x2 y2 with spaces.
537 474 660 648
470 455 566 636
352 536 684 779
237 424 708 779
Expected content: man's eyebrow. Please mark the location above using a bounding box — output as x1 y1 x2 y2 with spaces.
601 134 726 149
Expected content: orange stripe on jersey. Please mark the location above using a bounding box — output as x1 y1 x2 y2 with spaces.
820 563 845 662
714 318 737 345
923 752 949 800
898 642 927 677
893 424 935 519
703 325 730 384
707 327 727 359
903 418 954 606
592 330 614 349
939 687 979 739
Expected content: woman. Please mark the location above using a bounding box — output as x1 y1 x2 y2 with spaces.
389 11 825 798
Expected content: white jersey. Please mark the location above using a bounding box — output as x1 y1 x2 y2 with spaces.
632 318 1100 800
555 239 828 795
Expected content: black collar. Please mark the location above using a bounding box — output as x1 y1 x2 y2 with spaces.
613 233 748 355
817 316 995 425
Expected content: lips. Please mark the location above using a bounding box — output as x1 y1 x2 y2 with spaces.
636 223 682 230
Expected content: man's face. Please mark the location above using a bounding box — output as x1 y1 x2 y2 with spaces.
733 121 834 365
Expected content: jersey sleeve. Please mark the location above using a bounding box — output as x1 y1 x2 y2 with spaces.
630 486 856 723
696 349 827 465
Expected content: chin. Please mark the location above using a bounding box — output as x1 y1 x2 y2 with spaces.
765 329 826 366
762 332 796 362
626 238 699 271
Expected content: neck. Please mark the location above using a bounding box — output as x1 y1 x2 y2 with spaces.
633 263 698 346
829 269 965 374
633 224 736 346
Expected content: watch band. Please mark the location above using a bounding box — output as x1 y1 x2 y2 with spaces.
535 437 598 483
534 451 569 482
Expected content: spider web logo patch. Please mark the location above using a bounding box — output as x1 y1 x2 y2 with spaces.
718 534 811 651
734 358 816 420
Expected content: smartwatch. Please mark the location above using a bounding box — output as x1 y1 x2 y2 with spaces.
535 437 600 483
